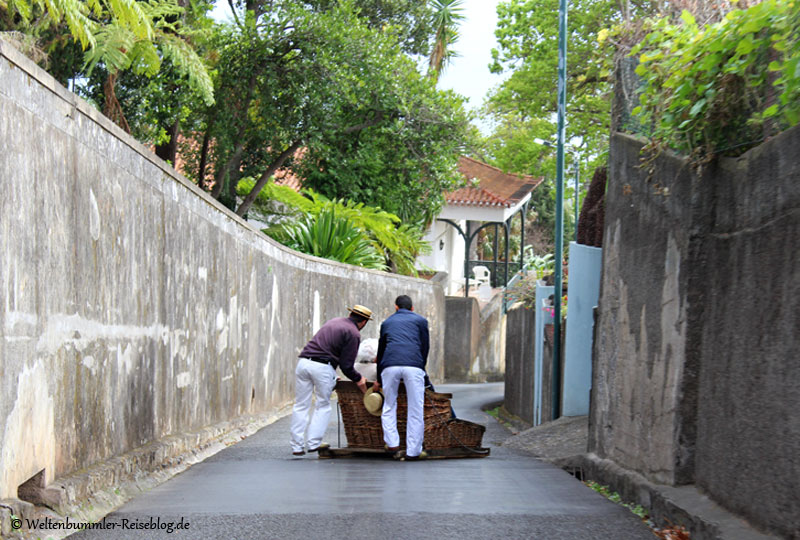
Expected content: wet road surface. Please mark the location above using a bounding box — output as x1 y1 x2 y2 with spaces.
68 383 654 539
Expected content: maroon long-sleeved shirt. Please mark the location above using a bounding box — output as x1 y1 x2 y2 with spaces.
298 317 362 382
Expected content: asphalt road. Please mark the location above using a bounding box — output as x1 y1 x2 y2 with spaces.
68 383 654 540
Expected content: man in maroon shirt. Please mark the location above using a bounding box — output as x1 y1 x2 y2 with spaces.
290 305 372 456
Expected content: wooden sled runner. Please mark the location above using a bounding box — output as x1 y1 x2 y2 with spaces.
323 381 490 459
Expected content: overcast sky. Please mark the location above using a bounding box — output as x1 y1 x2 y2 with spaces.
437 0 509 122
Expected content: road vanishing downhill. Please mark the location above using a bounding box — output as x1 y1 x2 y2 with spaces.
68 383 654 540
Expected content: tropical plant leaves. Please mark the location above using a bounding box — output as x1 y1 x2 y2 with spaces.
273 206 388 271
238 178 429 276
6 0 214 107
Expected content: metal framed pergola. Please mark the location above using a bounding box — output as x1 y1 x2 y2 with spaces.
438 200 531 296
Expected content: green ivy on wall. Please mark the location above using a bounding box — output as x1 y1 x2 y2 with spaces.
631 0 800 161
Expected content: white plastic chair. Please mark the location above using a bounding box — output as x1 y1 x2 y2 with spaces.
472 265 491 289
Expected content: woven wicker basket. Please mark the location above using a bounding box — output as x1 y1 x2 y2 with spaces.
335 381 485 450
424 419 486 449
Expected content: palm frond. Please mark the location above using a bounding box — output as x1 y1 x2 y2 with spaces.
239 181 426 276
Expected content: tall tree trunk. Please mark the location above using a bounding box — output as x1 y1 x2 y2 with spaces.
236 139 303 217
211 72 259 200
197 124 213 190
155 119 180 165
103 71 131 134
211 140 246 199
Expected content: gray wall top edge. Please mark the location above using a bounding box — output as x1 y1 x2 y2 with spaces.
612 132 694 168
614 124 800 167
736 121 800 162
0 41 245 225
612 131 650 147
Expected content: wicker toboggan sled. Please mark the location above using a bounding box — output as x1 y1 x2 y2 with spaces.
320 381 490 459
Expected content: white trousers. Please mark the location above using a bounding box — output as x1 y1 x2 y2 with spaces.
290 358 336 453
381 366 426 457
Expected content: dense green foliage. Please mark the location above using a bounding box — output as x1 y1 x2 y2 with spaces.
186 1 471 227
476 0 619 249
304 0 434 55
293 76 470 225
238 178 430 275
484 0 616 174
631 0 800 159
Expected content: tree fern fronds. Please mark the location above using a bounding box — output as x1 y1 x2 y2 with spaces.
237 178 315 216
140 0 183 23
7 0 32 21
58 0 98 49
159 32 214 105
263 181 316 213
85 0 102 17
128 39 161 76
106 0 153 40
83 24 135 73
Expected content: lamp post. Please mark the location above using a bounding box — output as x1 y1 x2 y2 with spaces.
534 138 580 242
531 0 568 420
553 0 568 421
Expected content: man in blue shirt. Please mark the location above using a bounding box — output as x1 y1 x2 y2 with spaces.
374 295 429 460
290 305 372 456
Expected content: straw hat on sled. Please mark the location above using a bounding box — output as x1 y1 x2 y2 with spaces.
363 386 384 416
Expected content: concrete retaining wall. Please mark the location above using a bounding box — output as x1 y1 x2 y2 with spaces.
0 42 445 501
503 304 535 425
693 125 800 538
591 129 800 538
503 305 564 426
443 297 479 381
476 294 505 382
443 295 505 382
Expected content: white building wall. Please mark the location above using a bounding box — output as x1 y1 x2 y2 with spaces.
417 220 466 296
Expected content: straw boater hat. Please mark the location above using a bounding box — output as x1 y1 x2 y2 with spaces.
363 386 384 416
348 305 373 320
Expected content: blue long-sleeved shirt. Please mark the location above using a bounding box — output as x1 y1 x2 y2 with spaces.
376 309 429 383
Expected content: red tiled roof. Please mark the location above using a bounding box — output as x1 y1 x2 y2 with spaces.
446 156 544 208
